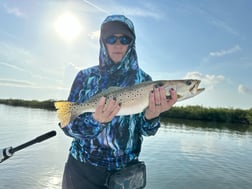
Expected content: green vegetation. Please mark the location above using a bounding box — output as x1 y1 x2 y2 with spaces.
161 105 252 125
0 99 55 110
0 99 251 125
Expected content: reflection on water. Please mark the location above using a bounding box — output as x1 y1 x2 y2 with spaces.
0 105 71 189
161 117 252 133
0 105 252 189
38 170 62 189
141 119 252 189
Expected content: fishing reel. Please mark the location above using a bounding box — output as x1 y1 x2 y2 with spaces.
0 147 13 163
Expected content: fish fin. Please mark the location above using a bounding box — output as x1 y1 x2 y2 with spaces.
54 101 77 128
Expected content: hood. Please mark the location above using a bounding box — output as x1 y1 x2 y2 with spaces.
99 15 139 76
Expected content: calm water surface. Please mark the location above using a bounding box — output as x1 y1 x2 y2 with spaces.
0 105 252 189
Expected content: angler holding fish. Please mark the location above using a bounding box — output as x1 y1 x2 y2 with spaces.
56 15 204 189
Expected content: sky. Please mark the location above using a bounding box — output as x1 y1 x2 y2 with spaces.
0 0 251 109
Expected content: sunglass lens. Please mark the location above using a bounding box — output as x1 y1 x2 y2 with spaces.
105 36 117 44
120 36 132 45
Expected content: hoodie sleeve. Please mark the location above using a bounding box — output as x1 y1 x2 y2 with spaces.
137 112 160 136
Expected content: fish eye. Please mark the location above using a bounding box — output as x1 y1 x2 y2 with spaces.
186 80 192 85
154 83 164 88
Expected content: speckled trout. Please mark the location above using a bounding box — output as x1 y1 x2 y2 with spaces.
55 80 204 128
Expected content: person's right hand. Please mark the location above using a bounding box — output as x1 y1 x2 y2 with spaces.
92 96 121 124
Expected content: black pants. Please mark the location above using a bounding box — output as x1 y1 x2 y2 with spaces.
62 155 110 189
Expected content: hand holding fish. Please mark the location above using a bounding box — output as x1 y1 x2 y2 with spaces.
144 87 177 120
92 97 121 123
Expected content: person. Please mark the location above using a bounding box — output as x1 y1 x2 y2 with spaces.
60 14 177 189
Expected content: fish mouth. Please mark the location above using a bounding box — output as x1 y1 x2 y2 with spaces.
197 88 205 93
190 80 205 93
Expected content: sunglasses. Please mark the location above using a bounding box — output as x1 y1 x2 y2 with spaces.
105 35 132 45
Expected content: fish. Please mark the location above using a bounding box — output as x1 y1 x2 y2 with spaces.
55 79 205 128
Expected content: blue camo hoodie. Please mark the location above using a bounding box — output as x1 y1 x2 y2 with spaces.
62 15 160 170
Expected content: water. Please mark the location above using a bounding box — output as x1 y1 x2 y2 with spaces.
0 105 252 189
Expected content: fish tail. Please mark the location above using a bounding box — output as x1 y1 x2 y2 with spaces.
54 101 77 128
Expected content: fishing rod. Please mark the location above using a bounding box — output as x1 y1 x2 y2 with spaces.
0 130 56 163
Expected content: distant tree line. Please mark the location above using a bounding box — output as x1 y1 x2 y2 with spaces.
0 99 55 110
161 105 252 125
0 99 251 125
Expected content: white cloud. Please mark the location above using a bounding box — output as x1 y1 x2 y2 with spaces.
81 0 109 14
238 84 252 95
0 78 67 92
89 30 100 40
0 42 35 66
210 17 239 36
209 45 241 57
114 6 162 19
0 79 33 87
3 4 26 18
184 72 204 80
0 61 26 72
0 42 57 79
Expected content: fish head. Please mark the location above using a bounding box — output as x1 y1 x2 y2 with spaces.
162 79 205 101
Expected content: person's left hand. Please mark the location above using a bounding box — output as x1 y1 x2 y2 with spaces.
144 86 177 120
